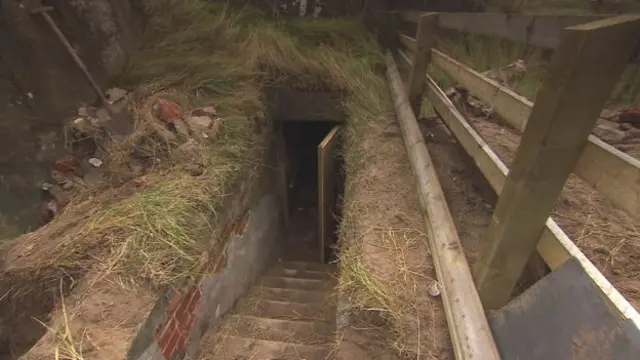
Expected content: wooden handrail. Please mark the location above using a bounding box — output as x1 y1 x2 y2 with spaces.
401 12 606 49
386 51 500 360
400 34 640 222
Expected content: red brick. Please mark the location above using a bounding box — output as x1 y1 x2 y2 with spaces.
53 156 76 173
156 319 176 346
161 330 181 359
155 99 183 123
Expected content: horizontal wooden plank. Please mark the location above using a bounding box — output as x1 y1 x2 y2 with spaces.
408 55 640 327
401 12 606 49
430 48 640 221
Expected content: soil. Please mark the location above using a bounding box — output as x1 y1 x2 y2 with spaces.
340 115 453 359
465 113 640 309
22 274 155 360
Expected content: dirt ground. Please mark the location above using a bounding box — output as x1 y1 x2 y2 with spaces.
339 110 453 358
462 113 640 309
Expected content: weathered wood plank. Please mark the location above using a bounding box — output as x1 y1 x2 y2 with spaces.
407 13 438 115
430 47 640 221
402 12 606 49
474 15 640 310
422 68 640 329
386 51 500 360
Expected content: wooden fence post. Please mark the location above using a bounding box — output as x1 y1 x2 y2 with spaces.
474 14 640 310
407 12 437 116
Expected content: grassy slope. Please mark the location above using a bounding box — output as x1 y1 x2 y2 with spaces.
4 1 401 358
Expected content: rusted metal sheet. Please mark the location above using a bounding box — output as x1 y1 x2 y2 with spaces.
490 258 640 360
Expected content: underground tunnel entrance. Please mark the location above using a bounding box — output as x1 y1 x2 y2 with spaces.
277 120 344 264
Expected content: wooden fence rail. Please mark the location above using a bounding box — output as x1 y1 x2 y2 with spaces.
400 34 640 222
395 11 640 327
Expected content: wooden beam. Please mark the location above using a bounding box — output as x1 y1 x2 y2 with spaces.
402 12 606 49
473 15 640 310
420 68 640 331
385 51 500 360
407 13 438 115
430 47 640 222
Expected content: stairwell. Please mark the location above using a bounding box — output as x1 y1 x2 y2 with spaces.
200 261 337 359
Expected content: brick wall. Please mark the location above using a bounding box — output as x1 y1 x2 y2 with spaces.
155 285 203 359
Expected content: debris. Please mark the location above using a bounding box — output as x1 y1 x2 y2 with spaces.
88 158 103 168
185 115 213 132
53 156 77 173
191 106 216 117
428 280 441 297
95 107 112 124
41 199 59 224
154 99 184 123
40 182 55 191
173 118 191 138
619 107 640 128
78 107 89 117
483 59 526 87
594 123 626 144
211 117 223 138
185 163 204 176
59 179 74 191
105 87 128 103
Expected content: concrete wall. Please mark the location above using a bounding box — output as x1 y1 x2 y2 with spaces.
127 134 285 360
0 0 141 237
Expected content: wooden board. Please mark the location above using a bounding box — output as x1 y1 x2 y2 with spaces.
473 15 640 309
318 126 340 263
418 65 640 329
490 258 640 360
386 51 500 360
401 12 606 49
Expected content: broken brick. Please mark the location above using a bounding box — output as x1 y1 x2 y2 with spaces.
155 99 184 123
53 156 77 173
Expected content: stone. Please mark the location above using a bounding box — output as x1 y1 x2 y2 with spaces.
95 107 111 124
173 118 191 138
155 99 184 123
185 164 204 177
185 116 213 132
428 281 441 297
59 179 74 191
105 87 128 103
88 158 103 167
77 107 89 117
191 106 216 117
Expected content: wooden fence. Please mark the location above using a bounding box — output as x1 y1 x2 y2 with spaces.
387 11 640 359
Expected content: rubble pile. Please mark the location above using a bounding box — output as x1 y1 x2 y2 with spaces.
40 88 223 224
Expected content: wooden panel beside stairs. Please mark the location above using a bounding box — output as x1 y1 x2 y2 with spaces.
489 258 640 360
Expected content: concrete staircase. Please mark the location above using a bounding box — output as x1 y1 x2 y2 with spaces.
201 261 337 359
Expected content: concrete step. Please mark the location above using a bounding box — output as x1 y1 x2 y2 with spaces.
277 261 336 273
211 335 331 359
250 286 330 303
223 315 334 345
238 298 335 321
266 267 332 280
261 276 335 291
